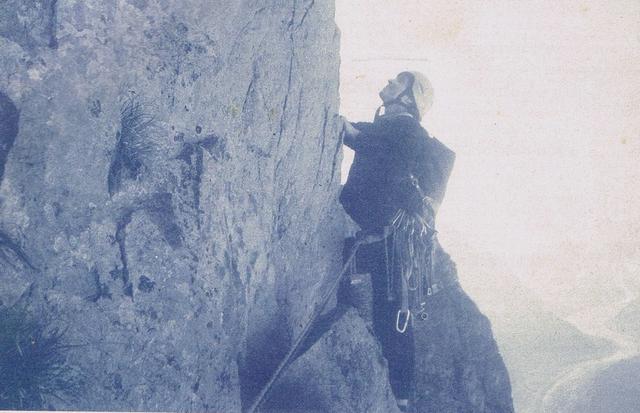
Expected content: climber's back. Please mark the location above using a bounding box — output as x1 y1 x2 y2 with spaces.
340 112 455 232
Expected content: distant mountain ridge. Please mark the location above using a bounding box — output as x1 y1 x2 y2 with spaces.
610 297 640 345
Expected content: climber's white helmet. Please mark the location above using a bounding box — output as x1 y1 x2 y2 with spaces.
403 71 434 121
379 71 434 121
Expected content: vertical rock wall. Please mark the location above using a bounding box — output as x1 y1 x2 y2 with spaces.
0 1 342 411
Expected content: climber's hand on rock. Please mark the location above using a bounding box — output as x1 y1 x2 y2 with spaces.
339 116 361 140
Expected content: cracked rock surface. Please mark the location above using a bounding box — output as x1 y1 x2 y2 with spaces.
1 1 343 410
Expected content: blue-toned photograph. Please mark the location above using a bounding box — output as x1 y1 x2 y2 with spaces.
1 1 638 412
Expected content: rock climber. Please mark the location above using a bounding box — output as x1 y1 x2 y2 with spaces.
339 71 455 411
287 70 455 412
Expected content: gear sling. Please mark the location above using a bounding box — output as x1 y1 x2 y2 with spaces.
385 208 437 333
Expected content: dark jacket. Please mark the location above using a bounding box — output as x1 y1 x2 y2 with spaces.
339 115 455 231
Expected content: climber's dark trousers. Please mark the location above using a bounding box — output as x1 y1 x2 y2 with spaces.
354 238 416 400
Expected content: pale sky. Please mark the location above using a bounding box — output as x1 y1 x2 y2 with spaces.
336 0 640 317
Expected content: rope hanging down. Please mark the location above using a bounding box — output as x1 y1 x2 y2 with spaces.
246 237 366 413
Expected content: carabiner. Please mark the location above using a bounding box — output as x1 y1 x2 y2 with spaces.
396 309 411 333
407 271 419 291
418 302 428 321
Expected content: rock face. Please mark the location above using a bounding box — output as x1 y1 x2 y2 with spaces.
412 245 514 413
266 309 402 413
0 1 513 412
1 1 342 411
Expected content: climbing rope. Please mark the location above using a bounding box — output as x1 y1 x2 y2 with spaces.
246 237 365 413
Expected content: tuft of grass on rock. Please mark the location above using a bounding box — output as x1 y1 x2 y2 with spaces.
108 96 157 196
0 305 81 410
118 96 156 171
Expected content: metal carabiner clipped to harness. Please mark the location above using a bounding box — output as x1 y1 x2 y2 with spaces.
396 309 411 333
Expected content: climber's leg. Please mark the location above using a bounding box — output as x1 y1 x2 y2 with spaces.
364 241 416 402
372 283 415 400
384 319 415 400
